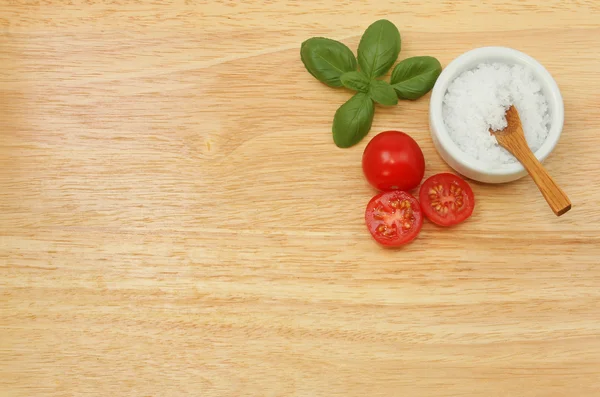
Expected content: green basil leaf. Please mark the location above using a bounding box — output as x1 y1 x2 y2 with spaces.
357 19 401 79
368 79 398 106
332 92 375 148
390 56 442 100
340 71 370 93
300 37 358 88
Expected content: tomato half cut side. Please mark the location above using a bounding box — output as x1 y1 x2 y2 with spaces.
365 190 423 247
419 173 475 227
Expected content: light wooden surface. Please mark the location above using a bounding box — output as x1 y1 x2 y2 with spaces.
1 1 600 396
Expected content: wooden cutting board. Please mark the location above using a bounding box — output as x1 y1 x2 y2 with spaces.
1 1 599 396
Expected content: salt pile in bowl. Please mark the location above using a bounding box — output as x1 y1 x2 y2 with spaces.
442 62 551 167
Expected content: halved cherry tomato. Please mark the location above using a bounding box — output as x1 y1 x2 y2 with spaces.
365 190 423 247
419 173 475 227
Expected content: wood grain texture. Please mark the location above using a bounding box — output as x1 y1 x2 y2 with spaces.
1 1 600 396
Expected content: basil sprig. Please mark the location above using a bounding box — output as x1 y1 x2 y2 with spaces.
301 20 442 148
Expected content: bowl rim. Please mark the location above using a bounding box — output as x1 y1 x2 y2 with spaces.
429 46 565 177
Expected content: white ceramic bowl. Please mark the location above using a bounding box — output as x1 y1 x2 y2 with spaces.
429 46 564 183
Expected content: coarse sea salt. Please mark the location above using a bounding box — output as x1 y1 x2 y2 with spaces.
442 62 551 167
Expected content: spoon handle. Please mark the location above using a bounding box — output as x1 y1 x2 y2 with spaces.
506 140 571 216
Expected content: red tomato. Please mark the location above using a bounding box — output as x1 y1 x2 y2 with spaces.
365 190 423 247
419 173 475 227
362 130 425 192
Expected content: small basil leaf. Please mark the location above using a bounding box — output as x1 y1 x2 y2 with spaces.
368 80 398 106
332 92 375 148
390 56 442 100
340 71 370 93
300 37 358 88
357 19 401 79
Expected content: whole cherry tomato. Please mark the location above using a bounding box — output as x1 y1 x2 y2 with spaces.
362 130 425 191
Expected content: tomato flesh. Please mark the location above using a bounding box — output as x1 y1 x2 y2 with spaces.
419 173 475 226
365 191 423 246
362 130 425 192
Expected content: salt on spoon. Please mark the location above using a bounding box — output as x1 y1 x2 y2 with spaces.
491 105 571 216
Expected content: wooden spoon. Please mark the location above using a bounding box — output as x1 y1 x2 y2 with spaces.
491 105 571 216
